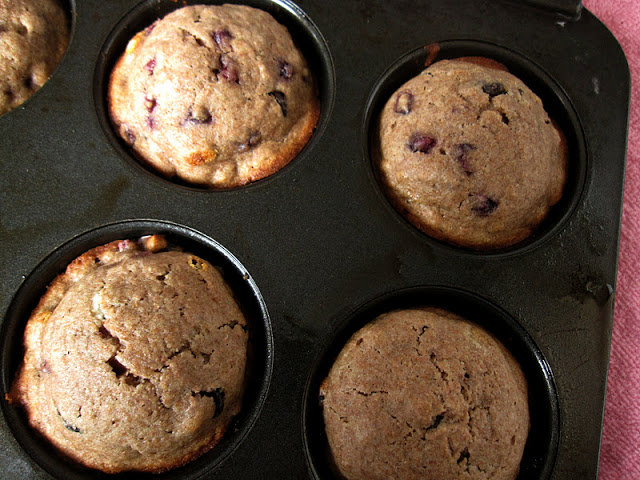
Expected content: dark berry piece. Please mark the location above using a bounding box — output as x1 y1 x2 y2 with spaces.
183 106 213 125
237 131 261 152
407 134 437 154
212 29 233 52
123 127 136 145
144 57 156 75
144 20 157 36
145 95 157 113
394 91 414 114
278 60 294 80
146 116 156 129
471 194 499 216
482 82 507 98
216 55 239 83
268 90 287 117
455 143 475 174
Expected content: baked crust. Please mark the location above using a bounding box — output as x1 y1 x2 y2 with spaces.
7 236 249 473
320 308 530 480
0 0 68 115
375 58 567 250
108 4 320 189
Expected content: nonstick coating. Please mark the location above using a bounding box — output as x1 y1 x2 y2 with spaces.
0 0 630 479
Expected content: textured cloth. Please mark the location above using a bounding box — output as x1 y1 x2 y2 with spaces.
582 1 640 479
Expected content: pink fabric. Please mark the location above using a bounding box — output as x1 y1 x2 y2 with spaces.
581 1 640 479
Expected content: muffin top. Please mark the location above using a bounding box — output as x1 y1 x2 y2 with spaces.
7 236 249 473
320 307 529 480
0 0 68 116
108 4 319 188
376 58 567 249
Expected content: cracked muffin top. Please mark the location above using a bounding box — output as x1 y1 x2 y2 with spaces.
7 236 248 473
108 4 319 189
0 0 69 116
375 58 567 249
319 307 529 480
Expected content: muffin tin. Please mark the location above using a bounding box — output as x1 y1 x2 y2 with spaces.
0 0 629 479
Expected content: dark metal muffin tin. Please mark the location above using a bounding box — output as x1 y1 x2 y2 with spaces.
0 0 629 478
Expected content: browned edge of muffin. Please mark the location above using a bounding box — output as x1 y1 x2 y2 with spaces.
372 55 569 250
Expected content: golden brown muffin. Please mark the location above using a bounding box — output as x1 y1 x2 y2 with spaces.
7 236 249 473
376 58 567 249
0 0 68 116
320 308 530 480
108 4 319 188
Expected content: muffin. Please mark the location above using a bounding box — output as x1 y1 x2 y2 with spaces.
7 235 249 473
376 58 567 249
0 0 69 116
108 4 319 189
320 307 529 480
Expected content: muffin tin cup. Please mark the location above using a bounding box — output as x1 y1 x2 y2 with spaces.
363 39 588 256
0 220 274 480
93 0 335 191
303 285 560 480
0 0 630 478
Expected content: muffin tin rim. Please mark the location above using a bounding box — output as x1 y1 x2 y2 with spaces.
301 283 561 480
91 0 336 192
361 37 588 258
0 218 275 480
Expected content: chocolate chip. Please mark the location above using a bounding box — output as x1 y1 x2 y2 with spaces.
278 60 294 80
394 91 414 114
268 90 287 117
471 194 499 216
407 134 437 154
482 82 507 98
455 143 475 175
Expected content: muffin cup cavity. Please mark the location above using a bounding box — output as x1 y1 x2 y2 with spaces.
93 0 334 191
303 285 559 480
364 40 586 256
0 220 273 479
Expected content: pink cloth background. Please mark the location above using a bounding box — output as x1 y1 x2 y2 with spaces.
581 1 640 479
